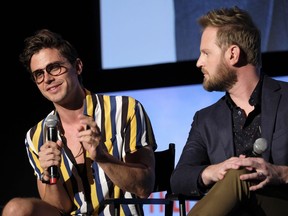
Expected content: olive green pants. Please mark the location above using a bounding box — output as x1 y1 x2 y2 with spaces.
188 169 288 216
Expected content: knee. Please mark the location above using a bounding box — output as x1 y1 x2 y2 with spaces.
2 197 32 216
226 169 249 179
225 169 251 194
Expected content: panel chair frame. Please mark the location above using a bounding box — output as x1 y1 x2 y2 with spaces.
100 143 176 216
167 193 203 216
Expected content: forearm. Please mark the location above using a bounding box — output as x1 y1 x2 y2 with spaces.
101 160 153 197
97 147 155 198
37 179 73 213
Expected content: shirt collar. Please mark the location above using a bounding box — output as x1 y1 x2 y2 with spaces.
225 74 263 108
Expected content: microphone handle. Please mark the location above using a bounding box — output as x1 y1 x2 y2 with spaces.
49 165 58 184
251 151 261 157
47 127 59 184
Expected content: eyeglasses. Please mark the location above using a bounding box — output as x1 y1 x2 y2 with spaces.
31 62 68 84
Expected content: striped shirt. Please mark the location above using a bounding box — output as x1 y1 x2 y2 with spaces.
25 89 157 216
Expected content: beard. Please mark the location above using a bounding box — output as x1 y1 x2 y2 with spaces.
203 60 237 92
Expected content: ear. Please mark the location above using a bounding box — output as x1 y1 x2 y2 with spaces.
226 45 240 66
75 58 83 75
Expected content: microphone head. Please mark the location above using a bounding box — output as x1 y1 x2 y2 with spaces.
45 115 58 128
253 138 268 155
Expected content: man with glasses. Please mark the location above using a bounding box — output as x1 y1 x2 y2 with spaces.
2 29 157 216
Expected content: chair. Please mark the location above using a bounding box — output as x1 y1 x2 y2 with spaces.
100 143 176 216
167 193 203 216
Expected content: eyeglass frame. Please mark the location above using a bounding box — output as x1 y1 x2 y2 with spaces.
31 61 68 84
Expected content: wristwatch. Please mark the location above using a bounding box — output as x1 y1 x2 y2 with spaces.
40 172 50 184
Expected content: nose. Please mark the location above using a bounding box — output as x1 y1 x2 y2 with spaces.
196 56 202 68
43 70 54 83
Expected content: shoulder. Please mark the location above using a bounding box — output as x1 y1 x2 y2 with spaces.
196 95 227 116
263 75 288 92
95 94 141 107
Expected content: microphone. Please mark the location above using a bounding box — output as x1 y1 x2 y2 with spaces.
250 138 268 157
44 115 59 184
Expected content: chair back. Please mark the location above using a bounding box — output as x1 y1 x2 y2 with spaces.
153 143 175 193
100 143 176 216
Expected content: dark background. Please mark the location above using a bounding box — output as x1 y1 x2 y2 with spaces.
1 0 287 207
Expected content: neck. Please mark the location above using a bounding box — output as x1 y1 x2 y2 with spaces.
228 66 260 114
54 87 86 125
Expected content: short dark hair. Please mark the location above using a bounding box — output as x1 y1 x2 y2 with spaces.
19 29 79 73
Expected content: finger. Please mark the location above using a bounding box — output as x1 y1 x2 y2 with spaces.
257 171 267 180
239 172 257 180
249 180 266 191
